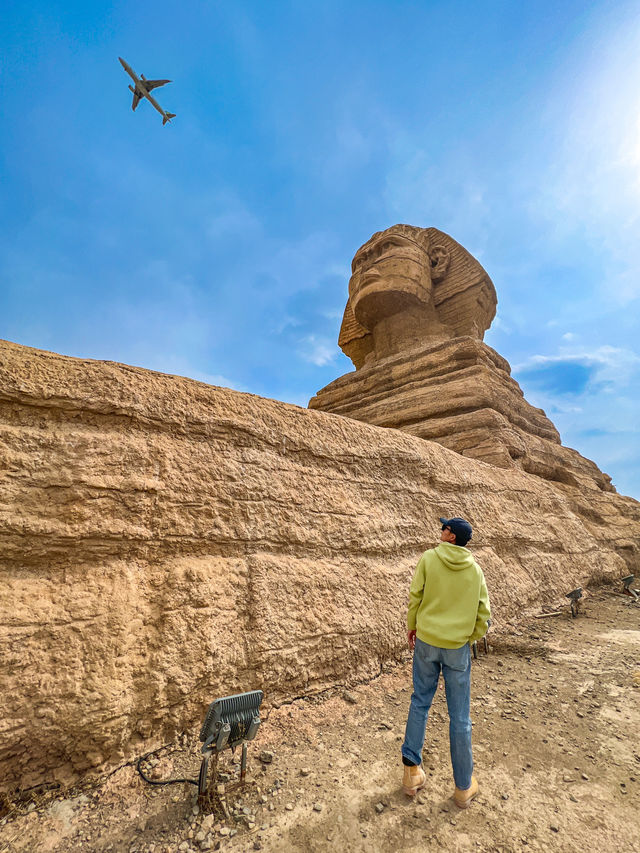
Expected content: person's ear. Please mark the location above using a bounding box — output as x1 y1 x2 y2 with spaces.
430 245 450 281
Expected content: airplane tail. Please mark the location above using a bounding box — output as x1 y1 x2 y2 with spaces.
162 113 176 125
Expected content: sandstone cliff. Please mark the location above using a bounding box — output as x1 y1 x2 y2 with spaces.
1 339 639 792
310 336 614 492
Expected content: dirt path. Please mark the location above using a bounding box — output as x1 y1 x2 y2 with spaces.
2 588 639 853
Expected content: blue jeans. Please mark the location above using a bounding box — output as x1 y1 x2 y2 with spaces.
402 638 473 790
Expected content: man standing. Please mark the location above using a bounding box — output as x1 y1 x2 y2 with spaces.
401 516 490 808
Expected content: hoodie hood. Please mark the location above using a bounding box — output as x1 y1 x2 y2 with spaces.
435 542 476 571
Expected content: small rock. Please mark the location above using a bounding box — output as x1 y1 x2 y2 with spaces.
569 794 578 803
562 775 575 783
195 832 205 843
550 825 559 832
581 773 589 781
259 750 274 764
219 827 230 837
285 803 294 811
201 815 215 831
501 794 509 801
343 691 358 705
375 802 385 814
313 802 323 812
179 843 189 852
300 768 311 777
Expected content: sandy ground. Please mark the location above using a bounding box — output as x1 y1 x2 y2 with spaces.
1 587 639 853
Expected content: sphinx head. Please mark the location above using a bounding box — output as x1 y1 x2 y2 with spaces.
339 225 497 369
348 225 450 329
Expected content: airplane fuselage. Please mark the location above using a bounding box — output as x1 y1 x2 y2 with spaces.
128 82 165 115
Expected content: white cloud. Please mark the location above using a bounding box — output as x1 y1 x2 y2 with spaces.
511 340 640 495
298 334 337 367
491 314 512 334
515 345 640 388
272 315 302 334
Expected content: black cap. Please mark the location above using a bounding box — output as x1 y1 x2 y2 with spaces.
439 517 473 547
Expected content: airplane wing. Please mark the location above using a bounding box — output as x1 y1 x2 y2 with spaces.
144 79 171 91
131 90 142 110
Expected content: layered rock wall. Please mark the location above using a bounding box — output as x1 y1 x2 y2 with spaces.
1 339 639 791
310 337 614 492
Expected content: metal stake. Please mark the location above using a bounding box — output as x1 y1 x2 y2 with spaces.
240 742 247 783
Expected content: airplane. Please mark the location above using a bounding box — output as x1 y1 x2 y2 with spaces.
119 57 176 125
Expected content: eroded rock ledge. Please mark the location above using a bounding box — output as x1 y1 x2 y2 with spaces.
309 336 614 491
0 339 638 791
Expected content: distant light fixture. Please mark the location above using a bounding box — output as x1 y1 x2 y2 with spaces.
565 587 583 618
198 690 264 802
472 619 491 659
622 575 639 603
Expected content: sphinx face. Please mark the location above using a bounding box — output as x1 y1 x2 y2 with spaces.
348 231 434 330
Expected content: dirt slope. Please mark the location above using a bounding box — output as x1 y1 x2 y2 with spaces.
1 587 639 853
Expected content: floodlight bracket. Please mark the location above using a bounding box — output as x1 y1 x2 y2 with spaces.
197 689 264 804
566 587 583 618
622 575 639 603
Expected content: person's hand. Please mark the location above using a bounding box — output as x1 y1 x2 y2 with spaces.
407 629 417 650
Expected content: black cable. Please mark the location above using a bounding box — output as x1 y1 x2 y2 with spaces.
136 747 199 788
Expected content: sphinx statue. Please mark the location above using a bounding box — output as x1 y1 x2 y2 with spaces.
339 224 497 368
310 224 615 493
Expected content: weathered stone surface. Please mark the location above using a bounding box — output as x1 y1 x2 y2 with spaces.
339 224 496 368
0 338 638 791
312 225 615 493
310 336 614 492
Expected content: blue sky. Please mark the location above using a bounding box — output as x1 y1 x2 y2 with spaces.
1 1 639 498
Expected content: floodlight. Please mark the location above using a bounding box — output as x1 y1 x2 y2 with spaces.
197 689 263 801
566 587 582 618
622 575 639 603
472 619 491 659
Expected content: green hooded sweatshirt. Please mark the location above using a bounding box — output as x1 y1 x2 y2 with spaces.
407 542 490 649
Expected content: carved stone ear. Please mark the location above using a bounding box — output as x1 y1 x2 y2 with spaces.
430 245 450 281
